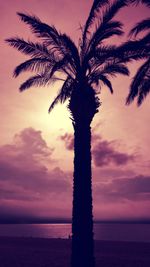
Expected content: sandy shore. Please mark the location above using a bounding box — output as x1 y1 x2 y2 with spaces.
0 237 150 267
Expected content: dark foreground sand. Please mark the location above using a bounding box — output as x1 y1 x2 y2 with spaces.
0 237 150 267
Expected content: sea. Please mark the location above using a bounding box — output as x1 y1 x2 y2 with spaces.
0 223 150 242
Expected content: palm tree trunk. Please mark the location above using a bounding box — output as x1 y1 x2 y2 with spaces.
71 121 95 267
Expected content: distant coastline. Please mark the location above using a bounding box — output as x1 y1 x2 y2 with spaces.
0 222 150 242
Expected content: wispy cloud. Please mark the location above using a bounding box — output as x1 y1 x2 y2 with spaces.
94 175 150 203
92 138 135 167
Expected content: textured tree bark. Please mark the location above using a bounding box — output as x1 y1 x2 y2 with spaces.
71 121 95 267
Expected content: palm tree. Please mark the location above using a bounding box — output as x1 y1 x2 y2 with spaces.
6 0 148 266
126 1 150 105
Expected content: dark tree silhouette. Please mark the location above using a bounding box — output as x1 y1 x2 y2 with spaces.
126 1 150 105
6 1 149 266
129 0 150 7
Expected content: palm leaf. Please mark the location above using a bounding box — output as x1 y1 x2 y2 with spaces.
19 68 60 91
14 58 53 77
137 79 150 105
142 0 150 7
83 44 118 73
82 0 127 59
102 0 127 25
19 74 48 91
84 0 108 30
130 18 150 37
94 40 149 61
49 55 74 78
101 63 130 77
129 0 150 7
84 38 149 79
95 28 124 44
90 72 113 93
83 0 108 38
48 93 62 113
109 38 150 64
17 13 60 44
59 78 75 103
126 59 150 104
89 20 124 51
89 44 117 60
17 13 80 68
98 75 114 93
60 34 80 69
6 38 52 59
82 0 108 56
48 77 74 112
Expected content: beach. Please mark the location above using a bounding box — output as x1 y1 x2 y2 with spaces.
0 237 150 267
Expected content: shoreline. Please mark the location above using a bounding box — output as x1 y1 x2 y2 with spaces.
0 237 150 266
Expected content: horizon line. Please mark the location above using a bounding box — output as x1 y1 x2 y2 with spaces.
0 218 150 224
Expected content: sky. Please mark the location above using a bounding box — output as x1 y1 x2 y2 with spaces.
0 0 150 222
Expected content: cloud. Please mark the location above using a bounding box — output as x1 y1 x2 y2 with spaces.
92 139 135 167
0 128 72 220
94 175 150 203
93 167 136 182
14 127 52 156
60 131 135 167
0 163 71 198
1 128 149 221
0 127 54 170
60 133 74 150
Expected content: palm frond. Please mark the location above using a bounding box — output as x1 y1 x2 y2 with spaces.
94 40 149 61
17 13 60 44
129 0 150 7
82 0 108 55
142 0 150 7
6 38 53 59
84 37 149 78
84 0 108 30
82 0 127 61
17 12 80 68
126 59 150 104
142 32 150 42
14 58 53 77
60 34 80 69
90 72 113 93
98 75 114 93
48 93 63 113
49 55 74 78
48 77 75 112
137 79 150 105
96 28 124 43
59 78 75 103
19 74 48 91
90 44 117 59
101 63 130 77
109 38 150 64
83 44 119 74
82 0 127 59
89 20 124 50
19 69 60 91
130 18 150 37
83 0 108 37
102 0 127 25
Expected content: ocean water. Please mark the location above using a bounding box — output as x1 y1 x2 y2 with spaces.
0 223 150 242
